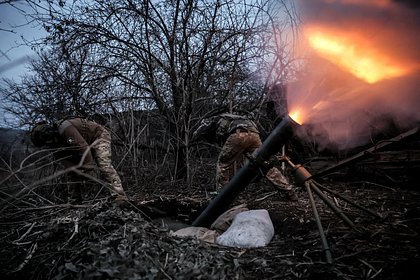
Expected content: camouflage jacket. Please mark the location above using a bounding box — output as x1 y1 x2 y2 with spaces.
53 118 105 166
193 113 259 144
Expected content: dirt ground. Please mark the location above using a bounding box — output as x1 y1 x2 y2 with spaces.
1 149 419 279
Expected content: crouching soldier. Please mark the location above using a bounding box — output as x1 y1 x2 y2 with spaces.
30 117 128 205
192 113 298 201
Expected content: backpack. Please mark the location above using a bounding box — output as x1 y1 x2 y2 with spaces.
216 113 259 140
55 116 90 140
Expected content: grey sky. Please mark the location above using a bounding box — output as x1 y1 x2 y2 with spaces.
0 2 46 82
0 2 46 127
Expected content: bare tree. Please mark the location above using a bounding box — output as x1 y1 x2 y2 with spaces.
1 44 116 126
2 0 300 183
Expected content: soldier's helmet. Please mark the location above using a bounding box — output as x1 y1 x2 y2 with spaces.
30 121 55 147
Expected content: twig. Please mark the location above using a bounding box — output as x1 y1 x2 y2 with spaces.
13 242 38 272
335 249 377 261
370 267 383 279
144 252 173 280
1 141 105 214
333 197 339 207
164 253 169 268
12 241 33 246
358 258 377 273
66 218 79 244
12 222 36 244
19 204 91 211
255 191 278 202
116 124 148 169
352 181 397 192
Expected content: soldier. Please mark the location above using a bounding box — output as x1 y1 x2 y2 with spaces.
192 113 298 201
30 117 127 204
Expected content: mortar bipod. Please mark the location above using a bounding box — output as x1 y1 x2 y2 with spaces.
274 156 381 263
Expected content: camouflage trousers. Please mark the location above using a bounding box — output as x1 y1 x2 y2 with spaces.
66 173 91 204
92 129 126 197
216 130 292 192
67 129 125 203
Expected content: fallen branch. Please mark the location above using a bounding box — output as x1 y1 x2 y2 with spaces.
13 242 38 272
19 204 91 211
255 191 278 202
67 218 79 242
12 222 36 244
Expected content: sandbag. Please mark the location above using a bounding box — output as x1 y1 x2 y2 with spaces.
170 227 219 244
216 209 274 248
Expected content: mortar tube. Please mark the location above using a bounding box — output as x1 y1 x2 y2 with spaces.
192 115 300 228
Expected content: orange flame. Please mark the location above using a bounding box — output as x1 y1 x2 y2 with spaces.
289 109 304 125
306 29 411 84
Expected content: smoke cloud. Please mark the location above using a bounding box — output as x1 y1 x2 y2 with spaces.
287 0 420 150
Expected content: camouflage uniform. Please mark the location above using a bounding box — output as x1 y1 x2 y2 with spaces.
194 113 294 194
31 118 126 203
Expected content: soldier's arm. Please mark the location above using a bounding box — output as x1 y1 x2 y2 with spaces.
192 116 217 142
